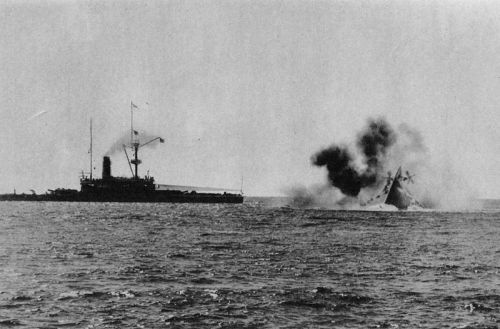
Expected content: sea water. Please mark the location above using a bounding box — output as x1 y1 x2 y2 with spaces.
0 200 499 328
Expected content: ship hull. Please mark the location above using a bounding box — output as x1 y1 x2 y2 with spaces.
384 179 412 210
383 167 413 210
0 192 244 203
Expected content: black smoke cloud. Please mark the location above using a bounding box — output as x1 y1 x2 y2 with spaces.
311 118 396 196
293 117 470 210
312 146 361 196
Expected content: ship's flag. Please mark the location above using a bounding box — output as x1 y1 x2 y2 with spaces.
159 138 165 143
133 130 139 135
131 101 139 109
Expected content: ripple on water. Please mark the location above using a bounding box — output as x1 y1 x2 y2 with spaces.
0 201 499 328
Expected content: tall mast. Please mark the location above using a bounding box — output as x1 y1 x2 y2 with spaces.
130 101 141 179
132 143 140 178
90 119 93 180
130 101 133 146
129 101 162 179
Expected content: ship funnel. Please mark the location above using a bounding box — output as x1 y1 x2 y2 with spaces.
102 156 111 179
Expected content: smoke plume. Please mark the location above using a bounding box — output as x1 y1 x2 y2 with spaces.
289 117 476 210
311 118 396 197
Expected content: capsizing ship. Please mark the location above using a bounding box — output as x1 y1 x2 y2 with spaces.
0 103 244 203
366 166 421 210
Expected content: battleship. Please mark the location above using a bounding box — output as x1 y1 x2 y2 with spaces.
0 103 244 203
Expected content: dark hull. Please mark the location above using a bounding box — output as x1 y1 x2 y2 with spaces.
384 181 411 209
0 192 244 203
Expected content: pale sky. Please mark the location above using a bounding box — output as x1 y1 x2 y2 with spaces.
0 0 499 197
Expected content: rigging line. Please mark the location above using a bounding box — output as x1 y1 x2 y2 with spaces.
123 144 134 177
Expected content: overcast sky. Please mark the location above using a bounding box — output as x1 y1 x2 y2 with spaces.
0 0 499 197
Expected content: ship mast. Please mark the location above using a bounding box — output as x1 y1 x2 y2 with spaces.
90 119 93 180
131 142 141 179
128 101 164 179
130 101 134 146
130 101 141 179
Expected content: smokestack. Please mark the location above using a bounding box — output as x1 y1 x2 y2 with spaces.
102 156 111 179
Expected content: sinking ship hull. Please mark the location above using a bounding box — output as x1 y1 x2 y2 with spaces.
384 177 412 210
383 167 415 210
